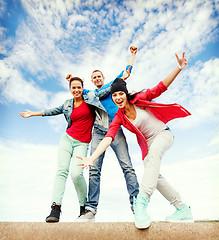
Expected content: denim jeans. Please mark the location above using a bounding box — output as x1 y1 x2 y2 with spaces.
140 129 183 209
52 132 89 206
86 127 139 213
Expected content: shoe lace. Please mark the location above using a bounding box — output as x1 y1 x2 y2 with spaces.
134 198 146 211
84 209 93 215
173 208 184 216
51 203 61 213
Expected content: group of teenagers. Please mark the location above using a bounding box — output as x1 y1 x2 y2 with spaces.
20 46 194 229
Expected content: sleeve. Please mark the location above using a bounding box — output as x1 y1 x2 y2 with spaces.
116 65 133 78
42 104 64 117
137 81 168 101
95 85 111 100
105 113 122 141
83 89 91 95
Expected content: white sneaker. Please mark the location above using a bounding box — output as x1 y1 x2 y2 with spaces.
75 209 95 222
165 204 194 222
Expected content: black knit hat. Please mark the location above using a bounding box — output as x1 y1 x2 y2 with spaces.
111 78 128 95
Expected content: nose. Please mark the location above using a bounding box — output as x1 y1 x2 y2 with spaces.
115 96 121 101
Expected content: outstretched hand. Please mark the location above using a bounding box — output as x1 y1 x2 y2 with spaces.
175 52 187 70
130 46 138 54
77 156 94 169
19 110 33 118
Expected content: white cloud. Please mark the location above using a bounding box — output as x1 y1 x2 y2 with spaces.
165 58 219 129
209 134 219 147
0 0 218 133
0 60 50 108
1 0 217 101
0 139 218 221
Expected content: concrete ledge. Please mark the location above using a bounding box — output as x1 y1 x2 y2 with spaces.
0 222 218 240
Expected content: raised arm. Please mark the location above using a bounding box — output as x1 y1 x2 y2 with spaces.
162 52 187 88
116 46 138 80
19 110 42 118
128 46 138 66
77 137 113 168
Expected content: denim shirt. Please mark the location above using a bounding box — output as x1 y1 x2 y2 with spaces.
41 86 111 129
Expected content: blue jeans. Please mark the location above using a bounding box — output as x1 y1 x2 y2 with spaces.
86 127 139 213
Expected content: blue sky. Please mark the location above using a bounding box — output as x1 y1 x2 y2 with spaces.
0 0 219 222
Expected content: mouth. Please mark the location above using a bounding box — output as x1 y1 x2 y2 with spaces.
115 101 123 107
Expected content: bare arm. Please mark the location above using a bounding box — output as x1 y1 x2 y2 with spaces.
162 52 187 88
77 137 113 168
19 110 43 118
128 46 138 66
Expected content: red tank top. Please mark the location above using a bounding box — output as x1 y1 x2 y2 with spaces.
66 101 94 143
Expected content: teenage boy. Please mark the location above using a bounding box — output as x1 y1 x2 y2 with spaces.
67 46 139 222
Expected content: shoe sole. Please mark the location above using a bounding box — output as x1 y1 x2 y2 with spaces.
75 218 95 223
165 219 194 223
46 217 59 222
135 221 151 229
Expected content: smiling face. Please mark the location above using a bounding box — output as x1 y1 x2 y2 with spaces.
91 70 105 89
69 80 83 99
111 91 128 108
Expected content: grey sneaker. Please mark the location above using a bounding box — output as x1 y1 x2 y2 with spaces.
75 209 95 222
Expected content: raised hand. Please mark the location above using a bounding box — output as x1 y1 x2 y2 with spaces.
122 66 131 80
66 74 72 81
175 52 187 70
77 156 94 169
130 46 138 54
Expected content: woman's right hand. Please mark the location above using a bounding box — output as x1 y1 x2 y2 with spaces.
77 156 94 169
122 66 131 80
19 110 33 118
175 52 187 69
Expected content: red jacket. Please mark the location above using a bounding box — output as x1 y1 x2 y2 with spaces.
105 81 191 159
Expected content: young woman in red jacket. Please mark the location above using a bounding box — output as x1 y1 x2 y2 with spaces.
77 52 194 229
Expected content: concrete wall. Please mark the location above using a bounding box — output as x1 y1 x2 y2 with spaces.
0 222 218 240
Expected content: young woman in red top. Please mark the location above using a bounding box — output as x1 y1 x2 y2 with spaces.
20 77 94 222
78 52 194 229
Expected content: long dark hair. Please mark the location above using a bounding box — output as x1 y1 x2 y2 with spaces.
69 77 84 88
127 89 146 101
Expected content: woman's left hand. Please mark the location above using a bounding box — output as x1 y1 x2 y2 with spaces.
175 52 187 69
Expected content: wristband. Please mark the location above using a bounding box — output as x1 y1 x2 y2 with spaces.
177 65 182 70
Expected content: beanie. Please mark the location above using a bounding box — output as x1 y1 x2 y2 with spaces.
111 78 128 95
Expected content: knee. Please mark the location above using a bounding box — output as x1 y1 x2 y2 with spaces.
144 153 162 167
122 164 135 175
56 168 69 178
71 170 83 184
